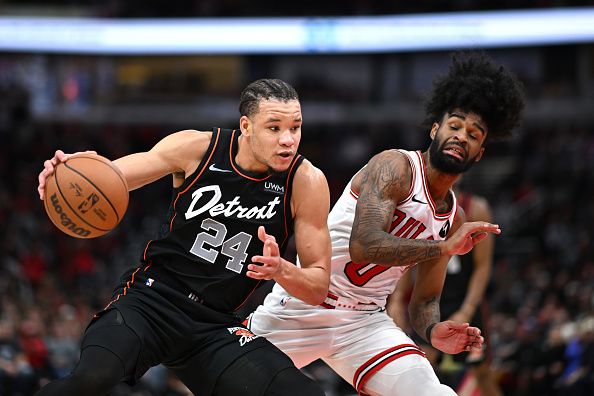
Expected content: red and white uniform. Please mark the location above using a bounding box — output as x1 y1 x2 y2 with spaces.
248 150 457 396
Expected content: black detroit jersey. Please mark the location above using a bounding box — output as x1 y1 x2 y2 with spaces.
144 128 304 312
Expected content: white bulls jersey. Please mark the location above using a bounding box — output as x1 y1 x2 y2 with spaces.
326 149 457 308
249 149 460 395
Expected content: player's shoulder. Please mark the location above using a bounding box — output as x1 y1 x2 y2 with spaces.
353 149 412 192
369 148 409 163
291 158 330 215
366 149 412 175
168 129 213 145
157 129 212 154
293 158 328 188
151 130 214 169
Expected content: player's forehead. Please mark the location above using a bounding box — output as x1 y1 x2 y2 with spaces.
254 99 302 122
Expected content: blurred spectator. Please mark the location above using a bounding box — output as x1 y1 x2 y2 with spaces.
18 312 50 388
44 305 80 380
0 319 35 396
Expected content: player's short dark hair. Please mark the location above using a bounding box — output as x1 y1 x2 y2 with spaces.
239 79 299 118
423 51 525 142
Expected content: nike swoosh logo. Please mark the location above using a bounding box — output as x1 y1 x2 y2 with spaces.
411 195 428 205
209 164 232 173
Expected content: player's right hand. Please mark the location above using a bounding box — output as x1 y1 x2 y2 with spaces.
248 226 286 281
443 221 500 256
37 150 96 200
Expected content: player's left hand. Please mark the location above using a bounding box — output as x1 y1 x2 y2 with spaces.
429 320 484 355
247 226 287 280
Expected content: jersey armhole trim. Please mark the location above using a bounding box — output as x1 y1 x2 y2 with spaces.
168 128 221 231
280 154 303 248
396 149 415 205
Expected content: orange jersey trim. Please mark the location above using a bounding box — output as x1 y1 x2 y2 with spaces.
280 154 302 248
168 128 221 232
103 267 141 311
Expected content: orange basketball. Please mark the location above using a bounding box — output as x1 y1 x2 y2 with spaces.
43 153 129 238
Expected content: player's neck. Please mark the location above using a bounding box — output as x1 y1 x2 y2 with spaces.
235 135 268 173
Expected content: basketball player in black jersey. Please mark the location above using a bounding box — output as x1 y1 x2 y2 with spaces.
36 79 331 396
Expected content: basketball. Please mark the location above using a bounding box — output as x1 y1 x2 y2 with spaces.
43 153 129 238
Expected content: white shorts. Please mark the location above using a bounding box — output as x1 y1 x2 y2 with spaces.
247 288 456 396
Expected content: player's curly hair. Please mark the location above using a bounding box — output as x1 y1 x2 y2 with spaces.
239 79 299 118
423 51 525 142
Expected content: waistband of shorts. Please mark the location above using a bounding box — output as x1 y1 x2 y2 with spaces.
319 292 382 312
142 263 213 308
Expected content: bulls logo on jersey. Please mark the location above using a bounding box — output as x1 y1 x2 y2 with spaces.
439 220 451 238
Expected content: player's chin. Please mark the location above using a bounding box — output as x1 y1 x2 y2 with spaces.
442 153 465 165
276 153 296 168
267 163 291 175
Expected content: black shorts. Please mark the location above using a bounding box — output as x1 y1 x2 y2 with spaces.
81 265 294 395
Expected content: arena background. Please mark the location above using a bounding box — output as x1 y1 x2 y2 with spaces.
1 1 593 395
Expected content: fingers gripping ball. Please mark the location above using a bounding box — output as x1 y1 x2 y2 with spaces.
43 154 129 238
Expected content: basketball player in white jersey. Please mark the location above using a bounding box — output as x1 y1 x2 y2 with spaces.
247 52 525 396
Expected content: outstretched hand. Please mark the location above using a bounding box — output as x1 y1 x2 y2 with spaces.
246 226 285 280
429 320 484 355
37 149 97 200
444 221 500 256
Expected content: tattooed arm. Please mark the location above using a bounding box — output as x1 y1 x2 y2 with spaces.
349 150 432 266
349 150 500 267
409 210 484 354
408 254 450 343
408 208 465 341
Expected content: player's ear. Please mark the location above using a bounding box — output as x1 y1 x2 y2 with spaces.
240 115 251 136
430 123 439 140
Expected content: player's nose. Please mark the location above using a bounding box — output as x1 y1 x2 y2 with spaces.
278 130 295 146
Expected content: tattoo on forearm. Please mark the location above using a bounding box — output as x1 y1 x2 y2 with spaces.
365 239 442 266
350 152 443 266
410 296 440 342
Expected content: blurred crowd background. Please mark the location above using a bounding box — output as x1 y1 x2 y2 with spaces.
1 1 594 395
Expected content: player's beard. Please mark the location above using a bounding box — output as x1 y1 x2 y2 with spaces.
428 136 478 174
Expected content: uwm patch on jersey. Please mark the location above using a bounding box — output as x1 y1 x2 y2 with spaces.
143 128 304 312
328 149 457 307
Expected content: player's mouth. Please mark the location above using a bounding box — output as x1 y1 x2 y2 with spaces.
277 151 294 161
442 144 466 161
